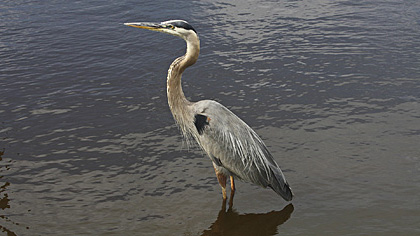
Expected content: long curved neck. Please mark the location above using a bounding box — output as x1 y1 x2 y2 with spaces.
167 33 200 130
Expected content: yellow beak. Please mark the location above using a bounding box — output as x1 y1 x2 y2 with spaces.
124 22 162 31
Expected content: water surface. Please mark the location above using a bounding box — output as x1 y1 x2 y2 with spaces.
1 0 420 235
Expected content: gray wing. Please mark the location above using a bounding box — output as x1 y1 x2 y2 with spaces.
191 100 293 201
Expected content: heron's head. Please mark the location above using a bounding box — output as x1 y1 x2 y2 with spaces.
124 20 197 40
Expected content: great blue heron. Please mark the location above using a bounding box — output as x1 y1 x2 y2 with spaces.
124 20 293 202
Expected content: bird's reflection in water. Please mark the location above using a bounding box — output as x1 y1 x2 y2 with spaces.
201 198 294 236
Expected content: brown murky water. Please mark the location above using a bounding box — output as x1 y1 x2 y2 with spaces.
1 0 420 235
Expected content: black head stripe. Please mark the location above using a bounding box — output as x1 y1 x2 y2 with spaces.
170 20 197 33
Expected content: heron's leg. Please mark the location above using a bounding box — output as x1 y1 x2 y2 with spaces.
214 168 227 200
229 176 235 207
230 176 235 192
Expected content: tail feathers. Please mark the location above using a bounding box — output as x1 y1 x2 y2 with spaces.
268 167 293 201
269 181 293 201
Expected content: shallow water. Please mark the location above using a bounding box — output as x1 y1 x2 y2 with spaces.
1 0 420 235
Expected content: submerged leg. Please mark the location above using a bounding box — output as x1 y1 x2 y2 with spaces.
214 168 227 200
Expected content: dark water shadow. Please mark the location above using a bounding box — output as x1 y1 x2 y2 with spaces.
0 149 18 236
201 200 294 236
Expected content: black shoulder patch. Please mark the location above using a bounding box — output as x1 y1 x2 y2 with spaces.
194 114 209 135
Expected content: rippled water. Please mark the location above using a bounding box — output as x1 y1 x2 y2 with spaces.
1 0 420 235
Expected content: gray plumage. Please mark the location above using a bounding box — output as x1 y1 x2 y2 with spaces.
125 20 293 201
192 100 293 201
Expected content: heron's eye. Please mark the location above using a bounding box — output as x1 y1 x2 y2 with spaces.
167 25 175 29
